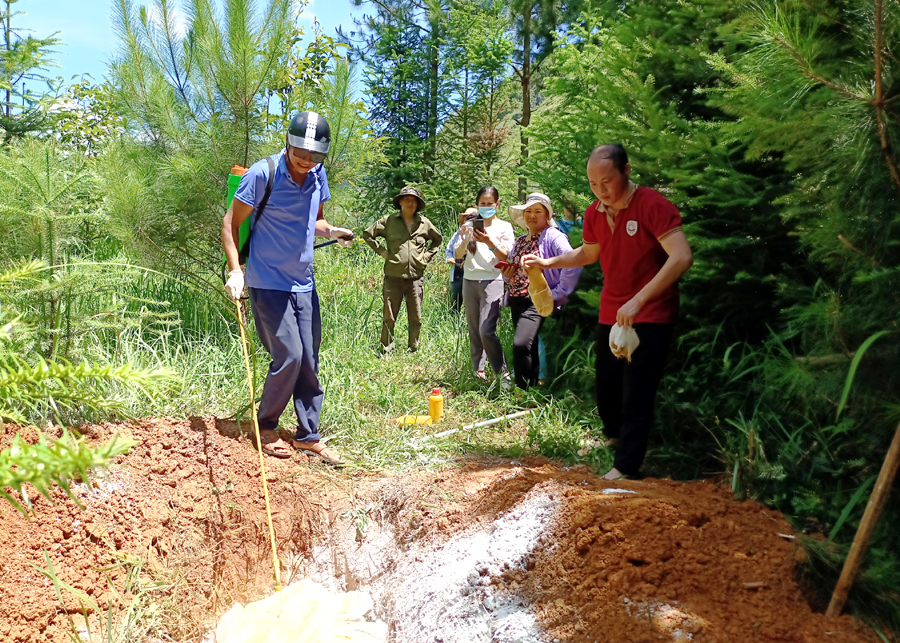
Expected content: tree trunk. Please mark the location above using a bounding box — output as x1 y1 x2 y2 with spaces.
487 77 496 174
46 216 60 359
872 0 900 193
463 67 468 141
462 66 469 190
518 4 532 201
426 19 440 180
4 1 11 119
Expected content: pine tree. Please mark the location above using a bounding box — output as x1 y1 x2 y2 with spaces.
528 0 900 625
426 0 515 216
352 2 434 192
0 0 61 140
717 0 900 622
107 0 346 279
508 0 594 199
347 0 453 195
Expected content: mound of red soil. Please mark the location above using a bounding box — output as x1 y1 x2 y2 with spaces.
0 418 330 643
470 467 874 642
0 419 883 643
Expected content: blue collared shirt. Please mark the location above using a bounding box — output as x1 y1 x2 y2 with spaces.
234 151 331 292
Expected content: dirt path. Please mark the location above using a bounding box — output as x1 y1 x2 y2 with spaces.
0 419 878 643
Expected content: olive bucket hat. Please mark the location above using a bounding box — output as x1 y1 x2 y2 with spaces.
392 185 426 212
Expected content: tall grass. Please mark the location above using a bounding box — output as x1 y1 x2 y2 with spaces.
56 243 597 471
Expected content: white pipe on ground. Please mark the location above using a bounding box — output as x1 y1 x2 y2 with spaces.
418 409 536 442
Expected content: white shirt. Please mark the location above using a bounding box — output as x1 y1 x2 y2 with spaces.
461 219 515 281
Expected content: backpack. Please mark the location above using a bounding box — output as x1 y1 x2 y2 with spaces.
221 156 275 283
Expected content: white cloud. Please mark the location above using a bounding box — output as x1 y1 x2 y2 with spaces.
143 3 190 40
298 0 319 23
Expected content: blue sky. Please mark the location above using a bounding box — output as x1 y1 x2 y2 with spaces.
17 0 364 86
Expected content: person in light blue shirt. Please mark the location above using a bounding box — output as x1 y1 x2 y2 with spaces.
222 112 353 464
556 205 583 236
445 210 472 314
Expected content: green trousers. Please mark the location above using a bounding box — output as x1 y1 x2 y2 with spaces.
381 275 424 351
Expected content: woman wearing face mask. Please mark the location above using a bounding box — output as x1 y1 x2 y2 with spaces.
501 193 582 390
454 186 515 382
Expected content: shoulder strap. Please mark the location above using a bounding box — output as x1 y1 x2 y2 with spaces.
253 156 276 226
235 156 276 267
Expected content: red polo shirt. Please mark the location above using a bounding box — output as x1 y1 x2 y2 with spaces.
582 186 682 325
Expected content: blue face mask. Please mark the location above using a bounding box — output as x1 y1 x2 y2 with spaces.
477 206 496 218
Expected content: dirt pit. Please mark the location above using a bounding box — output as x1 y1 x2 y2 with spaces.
0 418 881 643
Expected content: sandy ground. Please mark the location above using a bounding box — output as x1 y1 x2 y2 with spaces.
0 418 880 643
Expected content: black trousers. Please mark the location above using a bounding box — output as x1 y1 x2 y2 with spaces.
449 266 464 314
595 323 673 476
510 296 544 390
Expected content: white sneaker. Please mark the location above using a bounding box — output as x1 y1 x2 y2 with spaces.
501 373 512 392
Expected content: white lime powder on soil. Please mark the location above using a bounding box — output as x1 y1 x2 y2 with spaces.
386 481 561 643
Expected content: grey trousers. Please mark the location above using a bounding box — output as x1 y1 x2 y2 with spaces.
462 278 506 374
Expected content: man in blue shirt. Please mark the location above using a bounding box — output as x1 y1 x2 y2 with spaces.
222 111 353 464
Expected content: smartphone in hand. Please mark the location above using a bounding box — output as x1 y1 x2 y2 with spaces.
494 261 512 270
473 218 485 232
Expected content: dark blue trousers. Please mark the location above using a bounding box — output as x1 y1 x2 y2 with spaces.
249 288 323 442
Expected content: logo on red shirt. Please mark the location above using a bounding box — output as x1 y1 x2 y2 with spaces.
626 220 638 236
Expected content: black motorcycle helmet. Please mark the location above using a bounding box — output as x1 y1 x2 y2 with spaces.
287 111 331 162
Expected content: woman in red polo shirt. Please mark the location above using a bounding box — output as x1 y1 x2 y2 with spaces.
522 145 693 480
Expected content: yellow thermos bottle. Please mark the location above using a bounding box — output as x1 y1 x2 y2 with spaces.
429 388 443 423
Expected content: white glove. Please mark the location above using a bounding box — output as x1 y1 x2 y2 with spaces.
329 227 355 248
225 269 244 300
609 323 640 361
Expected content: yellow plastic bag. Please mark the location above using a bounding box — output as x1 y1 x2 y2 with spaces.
216 579 387 643
524 265 554 317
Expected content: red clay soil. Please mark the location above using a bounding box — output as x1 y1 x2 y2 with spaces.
0 418 333 643
454 466 878 643
0 418 884 643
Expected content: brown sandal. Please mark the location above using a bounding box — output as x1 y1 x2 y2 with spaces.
257 432 292 459
293 440 345 466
